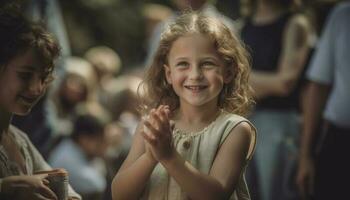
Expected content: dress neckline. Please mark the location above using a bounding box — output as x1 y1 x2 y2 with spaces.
173 110 225 137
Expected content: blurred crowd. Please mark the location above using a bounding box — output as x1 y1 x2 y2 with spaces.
1 0 348 200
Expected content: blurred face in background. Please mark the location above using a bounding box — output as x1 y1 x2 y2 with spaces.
246 0 300 8
172 0 208 10
59 74 88 109
79 131 108 159
0 48 52 115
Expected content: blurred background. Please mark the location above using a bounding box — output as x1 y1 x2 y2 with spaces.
1 0 345 200
46 0 240 70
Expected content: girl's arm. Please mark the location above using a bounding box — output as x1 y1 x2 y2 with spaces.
144 108 253 200
111 121 158 200
250 14 312 99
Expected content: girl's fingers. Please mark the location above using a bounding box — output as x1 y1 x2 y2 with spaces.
155 107 166 122
144 120 159 136
151 111 165 130
158 107 167 120
159 107 171 132
159 109 170 126
144 113 162 138
37 185 58 200
141 130 157 145
146 105 171 136
156 105 171 126
42 178 50 185
156 105 163 112
162 105 170 115
156 105 169 120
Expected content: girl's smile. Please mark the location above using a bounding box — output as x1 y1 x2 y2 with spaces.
184 85 208 93
17 95 41 106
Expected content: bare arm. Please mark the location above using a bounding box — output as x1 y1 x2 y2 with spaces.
160 122 253 200
299 82 331 158
250 14 311 99
111 122 158 200
296 82 331 198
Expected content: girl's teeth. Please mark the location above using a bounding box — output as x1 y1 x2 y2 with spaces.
186 86 205 90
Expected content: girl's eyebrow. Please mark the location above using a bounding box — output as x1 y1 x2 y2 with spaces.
200 55 219 60
19 65 51 73
174 56 218 61
18 65 36 71
173 56 188 61
200 58 220 64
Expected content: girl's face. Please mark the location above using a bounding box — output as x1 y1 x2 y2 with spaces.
0 49 51 115
164 34 233 109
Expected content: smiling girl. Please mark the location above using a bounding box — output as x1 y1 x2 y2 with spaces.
112 12 257 200
0 8 80 200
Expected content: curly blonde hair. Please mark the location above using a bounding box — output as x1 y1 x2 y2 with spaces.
139 12 254 116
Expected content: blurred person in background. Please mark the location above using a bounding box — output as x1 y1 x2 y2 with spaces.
0 7 80 200
142 3 173 43
98 74 142 128
85 45 142 134
85 44 142 130
59 0 145 68
296 2 350 200
84 46 122 93
42 56 110 156
85 46 141 200
84 45 125 120
49 114 108 200
304 0 343 38
239 0 313 199
102 121 133 200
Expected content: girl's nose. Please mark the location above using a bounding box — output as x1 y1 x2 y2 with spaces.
189 66 203 80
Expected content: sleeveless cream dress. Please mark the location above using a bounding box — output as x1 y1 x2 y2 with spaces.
141 112 257 200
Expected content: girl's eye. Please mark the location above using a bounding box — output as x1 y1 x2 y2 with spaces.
176 61 189 68
17 72 33 81
18 71 55 85
201 61 216 69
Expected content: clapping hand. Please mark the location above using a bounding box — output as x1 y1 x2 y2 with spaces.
142 105 174 162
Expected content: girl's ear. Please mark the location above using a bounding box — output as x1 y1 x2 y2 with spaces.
224 67 234 84
164 64 172 84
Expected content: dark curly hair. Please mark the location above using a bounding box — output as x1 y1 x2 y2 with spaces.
0 7 60 74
